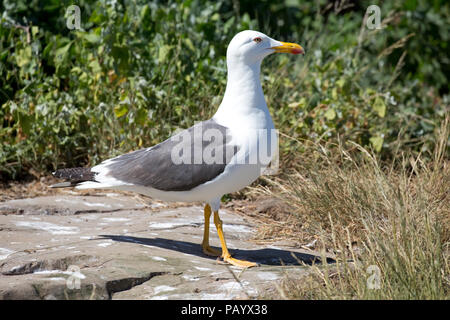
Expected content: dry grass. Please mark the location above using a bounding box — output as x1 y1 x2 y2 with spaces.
249 116 449 299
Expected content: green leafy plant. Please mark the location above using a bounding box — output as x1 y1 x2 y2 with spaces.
0 0 448 180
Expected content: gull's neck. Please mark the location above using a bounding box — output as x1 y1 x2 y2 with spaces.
213 59 273 130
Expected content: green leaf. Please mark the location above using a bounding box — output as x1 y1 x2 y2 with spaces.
114 105 128 118
365 88 376 96
136 108 147 125
331 87 338 100
324 108 336 120
158 45 172 63
54 42 72 65
336 78 345 88
372 97 386 118
89 60 102 74
370 136 384 152
16 46 32 67
83 33 101 44
31 26 39 37
183 38 195 52
18 113 33 135
111 45 129 75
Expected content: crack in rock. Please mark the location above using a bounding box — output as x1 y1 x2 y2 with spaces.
106 272 168 299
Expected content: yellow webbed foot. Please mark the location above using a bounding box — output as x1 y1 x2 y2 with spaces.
221 253 258 268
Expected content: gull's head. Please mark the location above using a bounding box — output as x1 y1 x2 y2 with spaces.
226 30 305 65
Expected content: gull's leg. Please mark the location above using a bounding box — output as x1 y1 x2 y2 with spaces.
201 204 221 256
213 210 257 268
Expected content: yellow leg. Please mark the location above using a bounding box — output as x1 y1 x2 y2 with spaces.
201 204 221 257
213 210 257 268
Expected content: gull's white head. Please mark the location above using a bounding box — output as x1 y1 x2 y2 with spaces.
226 30 305 65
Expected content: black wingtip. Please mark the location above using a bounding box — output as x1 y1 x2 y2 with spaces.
52 167 96 181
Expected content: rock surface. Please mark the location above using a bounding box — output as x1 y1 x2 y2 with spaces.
0 193 322 300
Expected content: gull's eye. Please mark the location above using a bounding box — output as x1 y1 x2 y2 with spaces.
253 37 262 43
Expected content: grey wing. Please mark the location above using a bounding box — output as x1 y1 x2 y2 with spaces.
103 119 239 191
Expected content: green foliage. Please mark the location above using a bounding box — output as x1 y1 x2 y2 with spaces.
261 0 449 160
0 0 448 179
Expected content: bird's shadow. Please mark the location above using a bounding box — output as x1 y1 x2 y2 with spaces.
99 235 335 266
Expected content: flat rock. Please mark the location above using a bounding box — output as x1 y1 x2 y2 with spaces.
0 194 146 215
0 194 323 300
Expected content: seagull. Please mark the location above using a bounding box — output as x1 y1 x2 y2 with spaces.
52 30 304 268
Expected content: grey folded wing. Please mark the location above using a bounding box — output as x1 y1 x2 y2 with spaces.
103 119 239 191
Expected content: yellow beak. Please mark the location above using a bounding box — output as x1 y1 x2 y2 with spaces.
271 41 305 55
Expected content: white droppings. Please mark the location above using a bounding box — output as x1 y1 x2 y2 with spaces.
148 219 201 230
194 266 211 271
83 201 115 208
220 281 258 297
55 198 115 208
148 222 181 229
101 217 130 222
97 242 113 247
105 193 121 197
150 295 169 300
54 198 76 203
151 256 167 261
182 274 200 282
47 277 66 282
59 246 76 250
15 221 79 235
153 285 176 295
150 203 166 209
224 224 254 233
220 281 240 291
83 214 99 220
257 272 279 281
199 293 229 300
0 248 15 260
34 270 86 279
